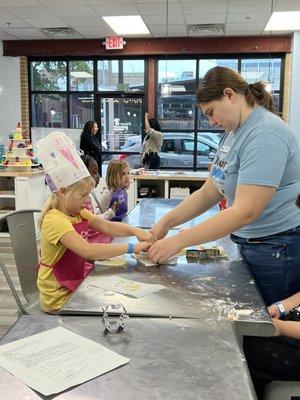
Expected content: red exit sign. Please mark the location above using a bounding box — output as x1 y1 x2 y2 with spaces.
104 36 125 50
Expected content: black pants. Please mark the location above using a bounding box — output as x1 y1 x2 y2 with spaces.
243 335 300 399
142 152 160 169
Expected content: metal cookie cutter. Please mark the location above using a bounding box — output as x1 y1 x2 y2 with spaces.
186 248 220 262
101 303 129 335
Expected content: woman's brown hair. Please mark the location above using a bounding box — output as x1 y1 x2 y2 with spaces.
196 66 277 114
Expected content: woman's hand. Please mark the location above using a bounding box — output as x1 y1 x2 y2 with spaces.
149 221 169 240
134 228 156 243
148 236 182 264
134 242 152 254
268 303 280 319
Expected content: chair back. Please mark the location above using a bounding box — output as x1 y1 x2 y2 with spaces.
6 209 40 303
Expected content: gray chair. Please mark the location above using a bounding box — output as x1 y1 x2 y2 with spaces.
0 209 41 315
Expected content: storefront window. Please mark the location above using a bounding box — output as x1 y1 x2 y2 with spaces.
70 93 94 128
157 94 195 130
31 93 67 128
31 61 67 91
158 59 196 92
100 97 143 151
241 58 282 91
69 60 94 91
98 60 144 92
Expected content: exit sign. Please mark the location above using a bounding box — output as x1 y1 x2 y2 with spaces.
104 36 125 50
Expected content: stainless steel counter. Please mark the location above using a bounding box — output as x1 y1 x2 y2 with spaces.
0 315 257 400
124 198 218 229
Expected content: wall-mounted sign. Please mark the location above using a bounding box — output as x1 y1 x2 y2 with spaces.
103 36 126 50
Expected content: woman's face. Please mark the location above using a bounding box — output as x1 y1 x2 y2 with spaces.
200 90 241 132
92 122 98 135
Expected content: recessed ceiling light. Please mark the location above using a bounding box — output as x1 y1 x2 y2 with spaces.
103 15 150 35
265 11 300 31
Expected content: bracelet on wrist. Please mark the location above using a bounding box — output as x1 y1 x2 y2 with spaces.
274 302 287 318
127 243 134 254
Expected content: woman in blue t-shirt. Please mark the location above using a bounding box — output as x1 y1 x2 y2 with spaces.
148 66 300 306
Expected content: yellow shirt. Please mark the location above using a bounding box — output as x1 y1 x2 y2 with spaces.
37 208 96 312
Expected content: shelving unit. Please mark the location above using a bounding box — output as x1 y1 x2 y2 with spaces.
128 170 209 210
0 170 47 237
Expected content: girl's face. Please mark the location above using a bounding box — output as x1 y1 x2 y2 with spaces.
88 159 100 187
119 166 130 189
200 90 241 132
61 187 91 215
92 122 98 135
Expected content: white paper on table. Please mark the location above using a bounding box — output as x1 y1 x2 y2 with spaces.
89 275 165 298
0 326 129 396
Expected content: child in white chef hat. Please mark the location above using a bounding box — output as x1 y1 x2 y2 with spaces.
36 131 154 313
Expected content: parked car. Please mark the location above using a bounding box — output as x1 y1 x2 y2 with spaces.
118 132 219 169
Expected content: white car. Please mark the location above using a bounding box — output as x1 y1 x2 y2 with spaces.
118 132 219 169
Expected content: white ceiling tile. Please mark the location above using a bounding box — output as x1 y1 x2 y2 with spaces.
92 4 139 16
61 16 106 26
136 2 182 15
0 0 40 6
38 0 87 5
87 0 135 4
184 13 226 24
2 27 48 39
0 28 17 39
23 18 68 28
5 7 57 18
274 0 300 12
182 2 228 14
149 23 186 34
0 18 30 28
225 21 266 33
228 0 271 14
143 13 184 24
0 8 19 18
227 13 269 24
48 6 96 17
74 26 114 36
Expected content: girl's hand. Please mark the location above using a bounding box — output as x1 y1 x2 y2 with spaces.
111 200 119 213
135 228 156 243
148 237 182 264
149 221 169 240
272 318 284 336
268 303 280 319
145 112 150 119
134 242 151 254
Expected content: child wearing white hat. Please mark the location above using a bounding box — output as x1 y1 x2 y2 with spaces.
36 132 154 313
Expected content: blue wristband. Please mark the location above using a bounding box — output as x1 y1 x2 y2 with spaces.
127 243 134 254
274 302 287 318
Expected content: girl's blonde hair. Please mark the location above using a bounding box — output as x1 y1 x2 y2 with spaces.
106 160 129 191
39 176 94 228
196 66 277 115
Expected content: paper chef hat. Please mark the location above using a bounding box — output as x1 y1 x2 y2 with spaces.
37 131 90 192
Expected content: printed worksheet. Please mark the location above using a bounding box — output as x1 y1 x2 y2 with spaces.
88 275 165 298
0 327 129 396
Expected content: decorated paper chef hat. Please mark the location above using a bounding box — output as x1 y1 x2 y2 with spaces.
37 131 90 192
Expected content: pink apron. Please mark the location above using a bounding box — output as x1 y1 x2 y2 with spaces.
41 218 94 292
84 200 113 244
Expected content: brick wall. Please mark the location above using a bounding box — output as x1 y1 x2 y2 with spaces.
20 56 29 134
282 53 291 123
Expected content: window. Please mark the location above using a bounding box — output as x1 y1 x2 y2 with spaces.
31 93 67 128
31 61 67 91
100 97 143 151
70 93 94 128
69 60 94 91
241 58 282 91
97 59 145 92
158 59 196 93
157 94 195 130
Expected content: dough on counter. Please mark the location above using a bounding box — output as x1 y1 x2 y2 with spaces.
95 257 128 267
